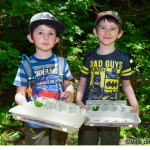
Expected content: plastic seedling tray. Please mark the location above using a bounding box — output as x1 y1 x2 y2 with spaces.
9 97 89 133
84 100 141 127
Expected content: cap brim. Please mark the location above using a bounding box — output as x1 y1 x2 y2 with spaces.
30 20 65 37
94 14 121 26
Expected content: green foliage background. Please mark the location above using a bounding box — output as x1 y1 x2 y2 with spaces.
0 0 150 145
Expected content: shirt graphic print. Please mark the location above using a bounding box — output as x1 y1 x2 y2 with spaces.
79 48 132 103
87 59 123 100
13 53 73 101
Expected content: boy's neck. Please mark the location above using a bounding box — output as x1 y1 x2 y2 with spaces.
97 45 115 55
34 50 53 59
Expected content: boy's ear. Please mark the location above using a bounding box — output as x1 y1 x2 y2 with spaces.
117 30 123 39
55 37 60 44
27 34 34 43
93 28 98 37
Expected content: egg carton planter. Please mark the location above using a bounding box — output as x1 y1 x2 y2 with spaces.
9 97 89 133
84 100 141 127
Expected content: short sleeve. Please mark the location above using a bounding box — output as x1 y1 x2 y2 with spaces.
79 53 91 78
64 59 73 80
121 54 132 80
13 63 28 86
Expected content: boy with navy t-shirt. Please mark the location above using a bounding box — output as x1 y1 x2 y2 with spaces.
13 12 74 145
76 11 139 145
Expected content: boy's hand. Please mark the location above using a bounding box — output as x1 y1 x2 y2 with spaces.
15 93 27 105
15 101 23 105
76 101 87 110
61 91 73 103
130 105 139 115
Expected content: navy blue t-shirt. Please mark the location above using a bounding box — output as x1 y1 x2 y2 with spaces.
79 48 132 104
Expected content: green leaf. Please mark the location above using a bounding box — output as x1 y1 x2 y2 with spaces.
68 36 74 42
0 113 5 120
75 26 84 35
0 143 5 146
146 50 150 56
34 101 43 107
92 106 99 111
6 143 13 145
6 64 12 68
13 7 23 16
60 6 67 10
9 131 21 139
143 114 150 122
2 118 9 125
146 105 150 110
8 122 23 127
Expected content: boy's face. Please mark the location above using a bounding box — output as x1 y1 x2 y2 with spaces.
27 25 59 52
93 19 123 47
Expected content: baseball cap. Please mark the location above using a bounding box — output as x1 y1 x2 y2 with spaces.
94 11 122 26
29 12 65 37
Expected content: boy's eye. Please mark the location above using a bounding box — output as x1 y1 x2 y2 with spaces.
101 27 105 29
49 32 54 35
111 28 115 30
38 32 43 34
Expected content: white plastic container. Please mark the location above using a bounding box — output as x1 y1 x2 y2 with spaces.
84 100 141 127
9 97 89 133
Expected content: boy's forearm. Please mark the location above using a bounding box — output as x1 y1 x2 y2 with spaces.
63 80 74 94
76 77 87 104
122 84 138 107
64 84 74 95
123 84 139 115
76 85 87 108
76 84 86 103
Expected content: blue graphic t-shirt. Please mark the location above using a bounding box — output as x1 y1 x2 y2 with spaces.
14 53 73 101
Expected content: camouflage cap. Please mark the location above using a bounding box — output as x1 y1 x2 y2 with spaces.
94 11 122 26
29 12 65 37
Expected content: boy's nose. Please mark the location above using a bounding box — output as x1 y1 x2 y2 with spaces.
105 29 110 35
44 33 49 40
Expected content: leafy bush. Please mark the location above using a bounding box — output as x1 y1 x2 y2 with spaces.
0 102 23 145
0 41 21 90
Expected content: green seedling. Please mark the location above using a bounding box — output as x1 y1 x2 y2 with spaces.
34 101 43 107
92 106 99 111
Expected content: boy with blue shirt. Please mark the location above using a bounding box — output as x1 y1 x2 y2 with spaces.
13 12 74 145
76 11 139 145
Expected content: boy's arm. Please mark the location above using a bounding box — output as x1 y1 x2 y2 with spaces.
61 80 74 103
76 77 87 109
15 86 27 105
122 80 139 115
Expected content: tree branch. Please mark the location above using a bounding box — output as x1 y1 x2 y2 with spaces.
122 12 150 17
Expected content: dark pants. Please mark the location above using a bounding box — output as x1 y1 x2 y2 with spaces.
78 124 120 145
25 124 68 145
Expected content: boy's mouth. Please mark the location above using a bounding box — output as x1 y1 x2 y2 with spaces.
43 43 49 46
103 37 111 39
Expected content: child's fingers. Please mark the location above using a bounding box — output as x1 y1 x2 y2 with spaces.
61 92 65 98
62 91 73 103
64 95 73 103
80 104 87 110
16 101 23 105
76 101 86 109
130 108 139 115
